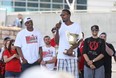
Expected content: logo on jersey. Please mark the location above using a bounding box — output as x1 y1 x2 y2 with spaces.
26 35 38 43
42 50 53 57
89 41 98 50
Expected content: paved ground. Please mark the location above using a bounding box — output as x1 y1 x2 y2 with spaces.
112 58 116 78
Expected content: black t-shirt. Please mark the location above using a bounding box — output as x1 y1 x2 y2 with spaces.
104 43 115 73
83 37 105 68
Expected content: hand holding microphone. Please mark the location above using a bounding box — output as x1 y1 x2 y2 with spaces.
56 20 61 29
51 20 61 33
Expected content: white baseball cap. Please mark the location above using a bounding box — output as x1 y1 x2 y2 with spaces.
24 17 32 24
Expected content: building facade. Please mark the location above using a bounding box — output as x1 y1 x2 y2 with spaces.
0 0 87 12
87 0 116 12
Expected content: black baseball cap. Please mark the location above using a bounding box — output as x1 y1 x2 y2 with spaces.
91 25 99 31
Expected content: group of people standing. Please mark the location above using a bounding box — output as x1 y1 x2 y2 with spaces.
0 9 116 78
51 9 116 78
0 15 57 78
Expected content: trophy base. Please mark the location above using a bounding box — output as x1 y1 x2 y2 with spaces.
63 49 75 57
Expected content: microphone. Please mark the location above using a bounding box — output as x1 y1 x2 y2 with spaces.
51 20 62 33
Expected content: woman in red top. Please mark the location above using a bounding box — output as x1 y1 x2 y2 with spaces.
3 39 21 78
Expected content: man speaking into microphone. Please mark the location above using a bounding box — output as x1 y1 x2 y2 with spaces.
52 9 82 78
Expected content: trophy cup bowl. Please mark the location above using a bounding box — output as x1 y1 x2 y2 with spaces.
63 32 82 56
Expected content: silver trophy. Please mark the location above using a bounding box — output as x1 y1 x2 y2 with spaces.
63 32 82 56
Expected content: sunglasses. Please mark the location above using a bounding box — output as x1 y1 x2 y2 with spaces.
11 43 14 46
91 29 99 32
60 13 69 16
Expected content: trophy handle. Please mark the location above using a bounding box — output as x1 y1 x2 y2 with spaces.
63 49 75 57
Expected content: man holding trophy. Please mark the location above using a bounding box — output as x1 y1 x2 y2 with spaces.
53 9 82 78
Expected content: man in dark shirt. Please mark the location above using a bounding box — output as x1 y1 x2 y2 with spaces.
83 25 105 78
99 32 116 78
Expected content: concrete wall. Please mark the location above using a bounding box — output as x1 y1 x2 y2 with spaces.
6 12 116 48
87 0 115 12
0 8 7 26
0 26 21 48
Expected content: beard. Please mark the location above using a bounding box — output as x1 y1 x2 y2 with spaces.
62 18 68 22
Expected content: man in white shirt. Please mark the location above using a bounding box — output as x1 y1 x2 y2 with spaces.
41 36 56 70
53 9 82 78
14 17 44 72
